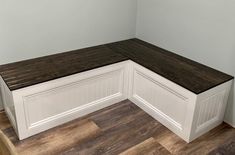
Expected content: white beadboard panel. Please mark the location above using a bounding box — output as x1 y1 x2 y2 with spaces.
196 90 226 132
0 77 17 132
23 69 122 128
189 80 233 141
128 62 232 142
129 62 198 142
133 71 188 128
12 61 130 140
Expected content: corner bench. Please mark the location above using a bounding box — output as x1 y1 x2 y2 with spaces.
0 39 233 142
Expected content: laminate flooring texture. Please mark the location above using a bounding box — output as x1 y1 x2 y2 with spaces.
0 100 235 155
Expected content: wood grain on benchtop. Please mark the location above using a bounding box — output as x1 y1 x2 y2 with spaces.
0 38 233 94
0 45 128 91
107 39 233 94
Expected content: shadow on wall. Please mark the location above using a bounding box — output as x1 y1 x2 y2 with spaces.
225 81 235 127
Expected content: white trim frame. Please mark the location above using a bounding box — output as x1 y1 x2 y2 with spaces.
1 61 130 140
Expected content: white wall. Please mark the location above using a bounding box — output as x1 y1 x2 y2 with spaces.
0 0 137 110
136 0 235 126
0 0 137 65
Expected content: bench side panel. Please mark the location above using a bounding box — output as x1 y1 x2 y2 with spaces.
0 77 17 133
12 61 130 140
129 62 197 142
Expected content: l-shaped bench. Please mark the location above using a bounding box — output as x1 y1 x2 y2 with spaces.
0 39 233 142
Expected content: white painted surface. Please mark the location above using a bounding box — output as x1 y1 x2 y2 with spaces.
190 80 232 141
0 0 137 65
136 0 235 126
0 60 232 142
129 62 232 142
0 77 17 132
129 62 197 142
11 61 129 139
0 89 3 110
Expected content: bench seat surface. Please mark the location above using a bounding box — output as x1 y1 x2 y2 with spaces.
0 45 128 91
107 39 233 94
0 39 233 94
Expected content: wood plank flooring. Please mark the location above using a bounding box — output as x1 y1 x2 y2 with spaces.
0 100 235 155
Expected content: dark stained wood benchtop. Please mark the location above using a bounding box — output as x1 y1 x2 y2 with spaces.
0 45 128 91
107 39 233 94
0 38 233 94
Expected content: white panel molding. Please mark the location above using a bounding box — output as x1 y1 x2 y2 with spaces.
28 93 122 130
135 70 189 101
21 68 124 129
0 60 232 142
189 80 232 141
129 62 197 142
133 94 182 130
129 62 232 142
7 61 129 140
195 90 226 133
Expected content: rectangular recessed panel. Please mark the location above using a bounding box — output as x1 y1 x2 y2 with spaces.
133 71 188 128
23 69 123 127
196 91 226 132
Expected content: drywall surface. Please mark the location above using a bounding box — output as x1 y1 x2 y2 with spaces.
0 0 137 65
136 0 235 126
0 0 137 109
